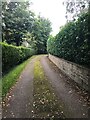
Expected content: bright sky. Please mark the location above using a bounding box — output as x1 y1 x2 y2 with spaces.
30 0 67 36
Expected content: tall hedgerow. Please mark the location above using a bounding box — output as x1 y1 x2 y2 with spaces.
47 12 90 68
1 42 36 74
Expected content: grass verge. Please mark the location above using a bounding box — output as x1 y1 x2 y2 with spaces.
2 56 35 99
33 59 65 118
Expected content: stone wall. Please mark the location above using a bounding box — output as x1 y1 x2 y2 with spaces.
49 54 90 92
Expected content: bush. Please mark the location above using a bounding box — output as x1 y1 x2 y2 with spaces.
47 12 90 68
1 42 36 74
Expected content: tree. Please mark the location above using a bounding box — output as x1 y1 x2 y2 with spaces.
2 1 35 46
63 0 89 21
2 1 52 54
31 16 52 54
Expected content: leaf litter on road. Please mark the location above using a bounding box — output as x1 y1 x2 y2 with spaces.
33 60 65 118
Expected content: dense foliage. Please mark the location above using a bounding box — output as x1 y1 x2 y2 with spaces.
47 12 90 68
63 0 89 21
32 16 52 54
2 1 52 54
1 42 36 74
2 2 34 46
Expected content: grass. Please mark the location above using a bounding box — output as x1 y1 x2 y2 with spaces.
33 58 65 118
2 56 35 99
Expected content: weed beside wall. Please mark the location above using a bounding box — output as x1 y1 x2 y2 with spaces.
47 12 90 68
1 42 36 74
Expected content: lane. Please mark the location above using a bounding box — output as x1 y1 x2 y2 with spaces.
2 55 89 118
40 55 89 118
2 57 37 118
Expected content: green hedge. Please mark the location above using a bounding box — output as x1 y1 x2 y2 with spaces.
1 42 36 74
47 12 90 68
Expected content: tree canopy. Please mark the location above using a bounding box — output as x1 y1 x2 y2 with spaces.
2 1 52 53
63 0 89 21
